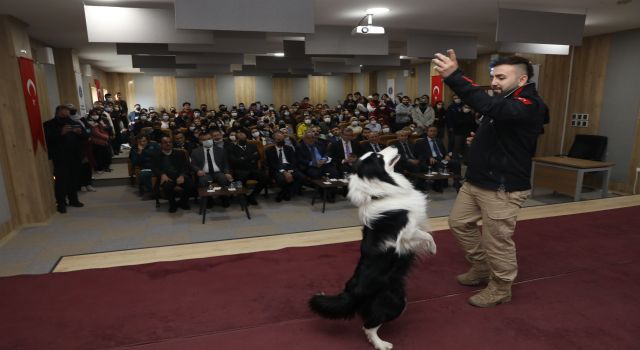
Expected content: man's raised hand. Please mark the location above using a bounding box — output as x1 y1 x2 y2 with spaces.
433 49 459 78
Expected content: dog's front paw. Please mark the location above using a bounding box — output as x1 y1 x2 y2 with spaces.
375 340 393 350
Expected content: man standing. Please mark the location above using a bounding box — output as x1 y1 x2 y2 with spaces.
43 105 87 213
433 50 548 307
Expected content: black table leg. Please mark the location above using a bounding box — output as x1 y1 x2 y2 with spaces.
239 194 251 220
322 188 327 213
200 196 206 224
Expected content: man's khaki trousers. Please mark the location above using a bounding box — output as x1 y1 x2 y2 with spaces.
448 182 530 282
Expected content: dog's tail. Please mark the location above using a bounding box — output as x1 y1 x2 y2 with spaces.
308 292 357 320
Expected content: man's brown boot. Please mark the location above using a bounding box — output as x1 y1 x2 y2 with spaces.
456 263 490 286
468 278 512 308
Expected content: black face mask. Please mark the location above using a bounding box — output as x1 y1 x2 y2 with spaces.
276 140 285 147
238 139 247 146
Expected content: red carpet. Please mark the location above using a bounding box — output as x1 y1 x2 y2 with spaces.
1 206 639 350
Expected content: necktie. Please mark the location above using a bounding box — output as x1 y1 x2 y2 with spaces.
431 139 442 158
278 148 284 164
206 149 215 174
403 142 414 159
344 141 351 157
374 144 380 152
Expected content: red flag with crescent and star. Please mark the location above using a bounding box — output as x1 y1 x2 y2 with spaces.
18 57 46 153
431 75 443 106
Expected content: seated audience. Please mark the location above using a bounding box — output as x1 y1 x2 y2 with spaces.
266 131 304 202
130 134 159 195
360 131 385 154
227 131 269 205
190 132 233 207
414 126 462 192
393 130 421 173
327 127 361 176
153 136 194 212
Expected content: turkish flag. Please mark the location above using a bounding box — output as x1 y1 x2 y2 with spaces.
18 57 46 153
431 75 443 106
95 79 103 101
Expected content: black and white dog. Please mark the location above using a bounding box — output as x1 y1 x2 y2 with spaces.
309 146 436 350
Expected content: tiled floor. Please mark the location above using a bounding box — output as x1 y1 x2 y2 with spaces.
0 181 618 277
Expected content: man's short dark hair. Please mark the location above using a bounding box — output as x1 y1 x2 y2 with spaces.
55 105 70 115
182 102 191 106
491 56 534 81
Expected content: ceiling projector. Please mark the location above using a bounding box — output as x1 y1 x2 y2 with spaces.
352 25 385 35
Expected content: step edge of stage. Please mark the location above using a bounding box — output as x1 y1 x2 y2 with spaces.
52 195 640 273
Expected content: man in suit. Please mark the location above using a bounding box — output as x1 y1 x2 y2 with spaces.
266 131 304 202
327 127 361 176
297 131 339 180
227 131 269 205
154 136 194 212
43 105 88 213
190 132 234 207
393 129 421 174
414 126 462 192
359 131 385 155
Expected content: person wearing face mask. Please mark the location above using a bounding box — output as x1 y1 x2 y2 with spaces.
434 50 549 308
412 95 435 135
43 105 88 213
190 132 233 208
87 111 112 174
129 104 141 123
130 134 160 195
160 114 171 129
433 100 447 139
365 116 382 133
210 129 228 151
394 96 414 132
381 124 391 135
227 131 269 205
452 105 478 160
342 93 356 112
446 94 464 152
296 115 312 141
152 136 193 213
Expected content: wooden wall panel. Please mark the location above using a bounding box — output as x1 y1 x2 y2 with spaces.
53 48 80 106
234 76 255 105
34 62 51 119
626 107 640 194
562 34 611 153
272 77 292 107
153 76 177 110
343 73 357 96
0 15 55 240
308 76 328 104
195 77 218 109
368 72 378 96
524 53 572 157
405 66 419 100
105 73 136 105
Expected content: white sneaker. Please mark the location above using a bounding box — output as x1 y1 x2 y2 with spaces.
80 186 87 192
86 185 97 192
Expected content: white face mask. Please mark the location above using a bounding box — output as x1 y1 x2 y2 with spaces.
454 99 462 104
91 115 99 121
354 111 360 116
202 139 213 148
269 106 274 111
324 118 331 123
351 121 358 126
304 119 311 125
189 126 196 131
284 111 290 116
231 112 238 117
141 116 148 121
229 135 236 141
382 128 390 133
252 132 260 138
463 108 471 113
162 115 169 121
370 120 377 125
